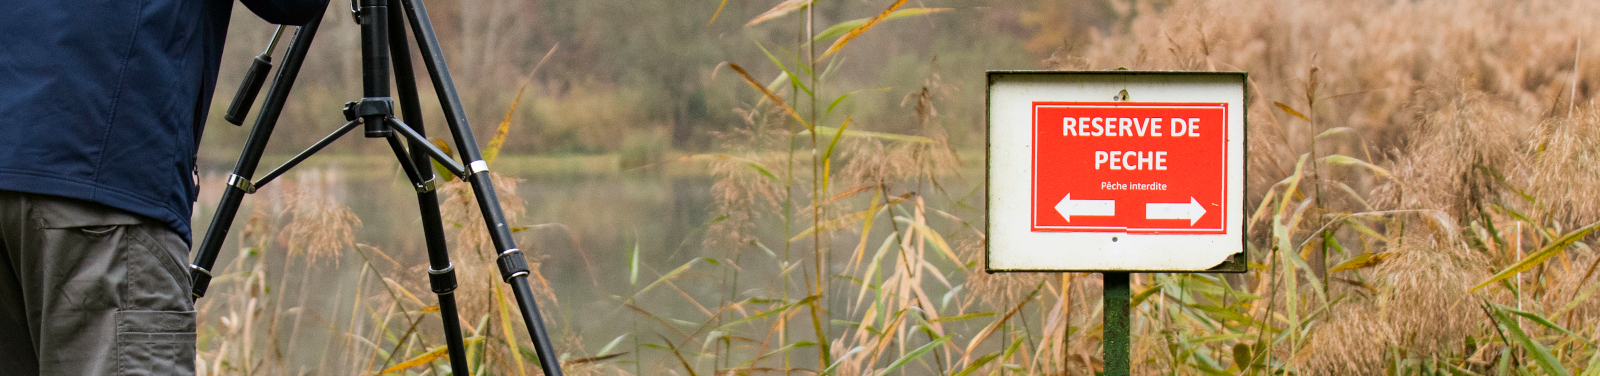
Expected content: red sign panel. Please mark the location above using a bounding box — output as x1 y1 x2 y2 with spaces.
1031 102 1229 234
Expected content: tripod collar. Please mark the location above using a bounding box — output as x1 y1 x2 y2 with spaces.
343 97 395 121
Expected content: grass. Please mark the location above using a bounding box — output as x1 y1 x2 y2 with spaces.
193 0 1600 374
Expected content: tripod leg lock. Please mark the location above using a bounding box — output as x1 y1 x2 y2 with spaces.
190 264 214 299
495 248 530 282
427 263 458 294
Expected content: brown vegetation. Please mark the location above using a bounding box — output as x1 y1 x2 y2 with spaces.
193 0 1600 374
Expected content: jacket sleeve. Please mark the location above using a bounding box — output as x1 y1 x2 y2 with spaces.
239 0 330 26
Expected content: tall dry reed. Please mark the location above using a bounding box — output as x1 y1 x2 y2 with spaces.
195 0 1600 374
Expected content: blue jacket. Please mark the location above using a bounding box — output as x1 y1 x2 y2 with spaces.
0 0 326 241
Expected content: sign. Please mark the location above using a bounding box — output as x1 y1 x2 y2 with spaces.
1032 102 1228 233
987 72 1246 272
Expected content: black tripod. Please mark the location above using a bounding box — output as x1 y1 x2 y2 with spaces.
189 1 563 375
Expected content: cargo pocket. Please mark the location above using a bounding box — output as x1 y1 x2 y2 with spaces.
31 196 147 230
116 310 196 375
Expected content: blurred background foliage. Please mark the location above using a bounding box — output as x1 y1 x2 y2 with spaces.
190 0 1600 374
202 0 1045 162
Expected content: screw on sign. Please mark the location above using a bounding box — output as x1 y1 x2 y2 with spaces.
1031 102 1229 234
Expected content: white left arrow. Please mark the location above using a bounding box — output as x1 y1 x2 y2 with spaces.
1146 197 1206 225
1054 194 1115 222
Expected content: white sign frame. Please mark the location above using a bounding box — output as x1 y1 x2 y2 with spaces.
986 71 1248 272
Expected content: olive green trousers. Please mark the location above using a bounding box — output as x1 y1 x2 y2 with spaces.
0 191 194 375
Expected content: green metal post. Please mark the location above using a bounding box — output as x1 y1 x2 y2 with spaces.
1103 272 1130 376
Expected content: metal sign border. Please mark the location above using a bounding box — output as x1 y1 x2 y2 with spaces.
984 70 1249 273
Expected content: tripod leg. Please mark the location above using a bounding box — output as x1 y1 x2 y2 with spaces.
387 2 470 373
398 1 565 374
191 11 326 299
381 134 474 374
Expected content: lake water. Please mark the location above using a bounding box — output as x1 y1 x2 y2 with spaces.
192 152 976 371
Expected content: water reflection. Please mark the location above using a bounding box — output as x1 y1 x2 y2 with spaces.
193 158 719 357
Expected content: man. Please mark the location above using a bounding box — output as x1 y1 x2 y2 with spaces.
0 0 326 374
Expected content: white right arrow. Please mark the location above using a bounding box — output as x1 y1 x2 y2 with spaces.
1054 194 1115 222
1146 197 1207 225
